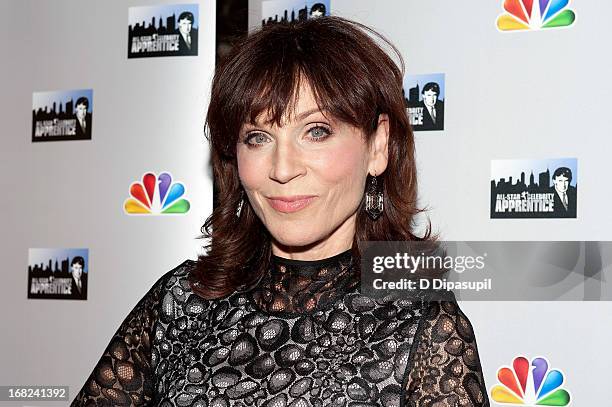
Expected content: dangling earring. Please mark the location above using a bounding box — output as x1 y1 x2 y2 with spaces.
365 171 383 220
236 190 244 218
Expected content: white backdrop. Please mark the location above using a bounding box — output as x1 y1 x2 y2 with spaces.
0 1 215 405
1 1 611 406
248 0 612 405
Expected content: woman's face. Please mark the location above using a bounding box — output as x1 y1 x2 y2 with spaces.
236 80 388 259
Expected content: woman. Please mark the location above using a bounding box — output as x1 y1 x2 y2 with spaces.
72 16 490 406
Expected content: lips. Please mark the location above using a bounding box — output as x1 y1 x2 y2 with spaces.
266 195 317 213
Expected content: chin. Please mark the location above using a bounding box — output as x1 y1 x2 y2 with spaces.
271 228 319 248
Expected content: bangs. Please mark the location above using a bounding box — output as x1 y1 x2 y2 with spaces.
208 17 402 158
242 61 366 134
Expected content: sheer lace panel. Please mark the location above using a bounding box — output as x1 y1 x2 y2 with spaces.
404 300 490 407
70 271 170 406
248 248 361 314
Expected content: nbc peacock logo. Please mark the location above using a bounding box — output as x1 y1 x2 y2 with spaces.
490 356 571 406
496 0 576 31
123 172 190 215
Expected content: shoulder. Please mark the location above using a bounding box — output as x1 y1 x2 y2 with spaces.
158 258 197 288
418 300 478 345
153 259 220 324
405 298 489 406
142 259 196 299
129 259 201 319
404 291 480 353
156 258 201 295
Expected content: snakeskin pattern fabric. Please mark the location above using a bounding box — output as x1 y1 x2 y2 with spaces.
71 249 489 406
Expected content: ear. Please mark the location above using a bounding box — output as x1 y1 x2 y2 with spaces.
368 113 390 176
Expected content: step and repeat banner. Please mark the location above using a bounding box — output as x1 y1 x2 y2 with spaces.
0 0 215 403
249 0 608 405
1 0 611 406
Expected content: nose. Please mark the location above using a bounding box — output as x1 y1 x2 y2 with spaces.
268 136 305 184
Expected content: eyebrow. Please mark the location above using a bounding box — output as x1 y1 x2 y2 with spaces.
296 108 325 121
247 108 326 127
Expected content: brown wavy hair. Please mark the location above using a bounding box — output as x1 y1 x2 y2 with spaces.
189 15 434 300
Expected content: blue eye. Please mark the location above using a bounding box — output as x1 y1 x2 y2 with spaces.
242 124 332 148
243 132 269 147
308 125 332 141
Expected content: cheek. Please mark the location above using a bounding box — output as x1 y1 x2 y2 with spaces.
322 149 361 179
237 150 264 189
317 142 367 192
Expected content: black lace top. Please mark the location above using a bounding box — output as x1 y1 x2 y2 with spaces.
71 249 490 406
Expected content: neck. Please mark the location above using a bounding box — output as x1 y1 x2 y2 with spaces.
271 244 353 262
249 247 359 315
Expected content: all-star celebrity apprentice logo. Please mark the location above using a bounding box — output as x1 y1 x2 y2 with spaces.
403 73 445 132
491 158 577 219
128 4 199 58
32 89 93 142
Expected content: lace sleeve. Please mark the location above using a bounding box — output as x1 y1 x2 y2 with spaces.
70 272 170 406
403 299 490 407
